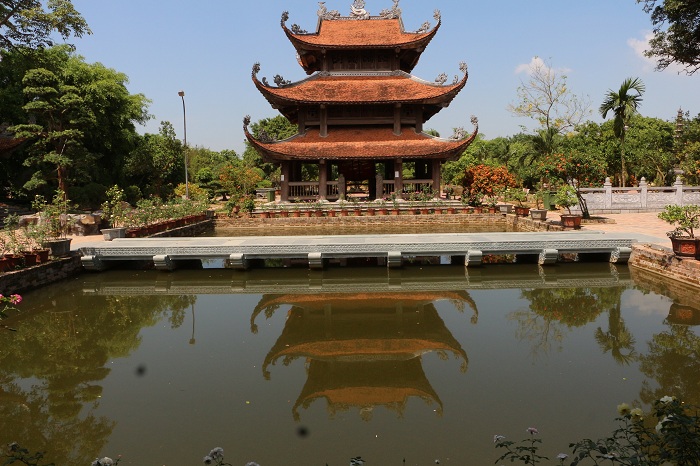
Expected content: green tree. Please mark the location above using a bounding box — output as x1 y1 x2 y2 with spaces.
0 0 90 49
6 46 150 202
242 115 296 183
123 121 182 199
638 0 700 75
599 77 646 187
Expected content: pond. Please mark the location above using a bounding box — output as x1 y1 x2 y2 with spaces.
1 262 699 465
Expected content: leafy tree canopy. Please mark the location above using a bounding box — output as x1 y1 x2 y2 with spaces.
638 0 700 75
0 0 90 49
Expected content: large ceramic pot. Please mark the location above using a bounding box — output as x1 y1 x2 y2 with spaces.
530 209 548 221
101 227 127 241
560 214 582 229
669 237 700 258
514 206 530 217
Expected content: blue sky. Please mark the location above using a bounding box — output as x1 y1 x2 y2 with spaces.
68 0 699 154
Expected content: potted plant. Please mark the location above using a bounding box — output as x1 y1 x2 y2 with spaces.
101 185 129 240
34 190 73 257
507 187 529 217
530 186 548 221
497 187 514 214
554 184 581 229
390 193 400 215
658 204 700 258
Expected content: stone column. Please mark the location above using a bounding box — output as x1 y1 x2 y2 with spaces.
318 159 327 200
280 161 290 202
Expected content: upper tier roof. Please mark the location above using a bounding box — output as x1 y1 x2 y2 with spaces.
252 68 468 109
243 120 479 162
283 17 439 49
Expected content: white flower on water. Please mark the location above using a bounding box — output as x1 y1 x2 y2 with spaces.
660 395 675 404
526 427 539 435
557 453 568 460
208 447 224 460
617 403 631 416
493 434 506 443
203 455 213 465
91 458 114 466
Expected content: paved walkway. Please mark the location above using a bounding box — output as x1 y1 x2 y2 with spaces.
62 211 673 251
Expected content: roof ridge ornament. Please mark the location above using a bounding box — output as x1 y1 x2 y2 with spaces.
435 73 448 85
350 0 370 20
415 21 431 34
434 9 441 22
379 0 401 19
318 2 341 20
291 24 308 34
281 11 289 26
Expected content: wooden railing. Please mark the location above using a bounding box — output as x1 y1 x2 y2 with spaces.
288 182 319 201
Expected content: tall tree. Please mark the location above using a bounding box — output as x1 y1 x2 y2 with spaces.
638 0 700 75
0 0 89 49
599 77 645 187
508 56 591 134
9 46 150 199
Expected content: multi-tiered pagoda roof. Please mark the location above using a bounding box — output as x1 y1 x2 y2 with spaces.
244 0 478 201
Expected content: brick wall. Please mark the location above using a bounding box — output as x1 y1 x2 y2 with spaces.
629 244 700 289
0 254 82 295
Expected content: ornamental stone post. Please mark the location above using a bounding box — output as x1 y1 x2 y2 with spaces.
674 175 684 205
639 177 648 209
604 177 612 209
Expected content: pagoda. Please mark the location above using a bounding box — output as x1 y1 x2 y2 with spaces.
244 0 478 202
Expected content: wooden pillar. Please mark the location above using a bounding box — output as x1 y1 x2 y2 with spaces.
320 104 328 138
280 161 290 202
318 160 327 200
338 173 346 200
394 158 403 197
431 159 441 197
415 106 424 133
375 173 384 200
393 104 402 136
298 108 306 134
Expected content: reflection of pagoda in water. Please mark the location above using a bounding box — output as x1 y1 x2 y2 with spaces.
254 291 474 420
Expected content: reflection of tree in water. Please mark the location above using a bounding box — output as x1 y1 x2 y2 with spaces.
639 323 700 407
594 291 636 365
513 287 626 359
0 290 193 465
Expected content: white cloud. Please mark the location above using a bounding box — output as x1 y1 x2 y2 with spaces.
628 31 686 74
514 56 572 76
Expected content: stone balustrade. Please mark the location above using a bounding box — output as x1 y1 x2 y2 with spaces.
573 176 700 214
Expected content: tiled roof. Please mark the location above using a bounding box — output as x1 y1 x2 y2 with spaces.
254 73 467 106
284 18 438 49
245 124 478 162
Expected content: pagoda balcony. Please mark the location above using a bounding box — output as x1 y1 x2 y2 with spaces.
289 181 340 201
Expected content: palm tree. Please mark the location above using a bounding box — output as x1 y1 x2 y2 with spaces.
599 77 645 187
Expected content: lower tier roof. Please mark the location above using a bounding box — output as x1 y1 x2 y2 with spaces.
244 122 478 162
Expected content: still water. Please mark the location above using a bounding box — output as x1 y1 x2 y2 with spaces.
1 263 699 465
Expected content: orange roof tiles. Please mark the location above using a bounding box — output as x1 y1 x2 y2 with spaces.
255 73 466 105
286 18 437 49
245 125 478 161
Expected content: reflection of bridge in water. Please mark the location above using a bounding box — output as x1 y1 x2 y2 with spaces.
82 263 631 296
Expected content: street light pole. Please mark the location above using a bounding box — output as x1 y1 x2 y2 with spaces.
178 90 190 199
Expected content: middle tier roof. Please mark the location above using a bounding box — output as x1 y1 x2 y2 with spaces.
254 71 467 110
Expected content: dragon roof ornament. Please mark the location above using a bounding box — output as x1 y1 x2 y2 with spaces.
434 73 448 85
350 0 370 19
379 0 401 19
415 21 431 34
318 2 341 20
281 11 289 26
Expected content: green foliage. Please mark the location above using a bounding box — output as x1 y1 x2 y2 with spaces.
100 185 128 228
658 204 700 238
6 46 150 198
123 122 181 198
553 184 578 214
495 397 700 465
0 0 90 50
31 189 72 239
639 0 700 75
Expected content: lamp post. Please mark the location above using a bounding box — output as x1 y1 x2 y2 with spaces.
178 90 190 199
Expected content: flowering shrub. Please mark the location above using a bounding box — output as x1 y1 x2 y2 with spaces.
495 397 700 465
0 293 22 331
462 164 518 205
